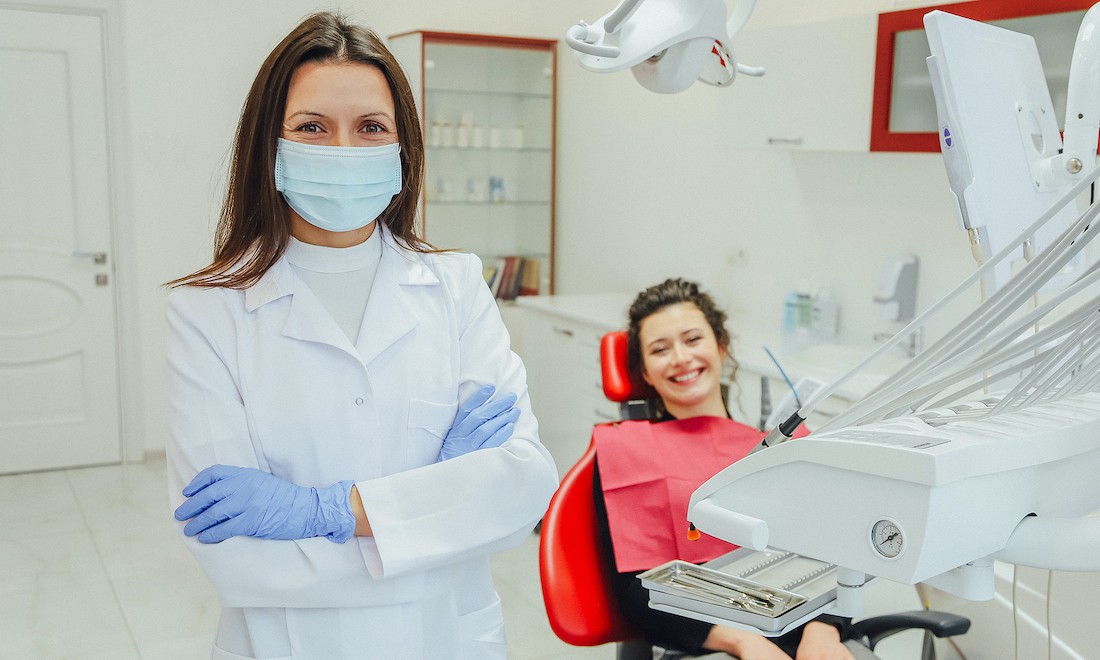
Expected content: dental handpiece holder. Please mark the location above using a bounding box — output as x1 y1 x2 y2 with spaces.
873 255 919 326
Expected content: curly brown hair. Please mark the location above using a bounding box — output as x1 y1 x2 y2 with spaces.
626 279 743 421
626 278 733 376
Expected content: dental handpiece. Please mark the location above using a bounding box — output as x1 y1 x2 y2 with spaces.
762 411 805 447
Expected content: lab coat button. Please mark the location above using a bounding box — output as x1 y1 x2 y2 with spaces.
355 397 364 405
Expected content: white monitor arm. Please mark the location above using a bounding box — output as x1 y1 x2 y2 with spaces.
565 0 764 93
1042 3 1100 187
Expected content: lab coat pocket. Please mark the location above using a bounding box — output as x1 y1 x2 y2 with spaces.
457 594 507 654
407 398 458 467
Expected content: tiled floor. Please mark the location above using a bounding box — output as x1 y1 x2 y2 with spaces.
1 455 929 659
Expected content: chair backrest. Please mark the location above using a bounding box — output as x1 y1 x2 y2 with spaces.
601 331 659 420
539 442 640 646
600 330 657 402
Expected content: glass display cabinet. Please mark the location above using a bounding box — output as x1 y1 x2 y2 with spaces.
388 31 557 298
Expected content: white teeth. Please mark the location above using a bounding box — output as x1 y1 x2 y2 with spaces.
672 370 701 383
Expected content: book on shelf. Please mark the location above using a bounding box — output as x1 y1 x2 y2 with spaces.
484 256 542 300
483 263 500 292
518 258 540 297
486 257 506 298
496 256 517 300
507 258 526 300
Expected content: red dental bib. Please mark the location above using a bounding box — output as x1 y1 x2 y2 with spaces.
594 416 765 573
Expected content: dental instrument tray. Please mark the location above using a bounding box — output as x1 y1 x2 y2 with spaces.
639 547 838 635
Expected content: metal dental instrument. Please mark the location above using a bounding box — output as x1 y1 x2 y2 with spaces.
665 573 779 614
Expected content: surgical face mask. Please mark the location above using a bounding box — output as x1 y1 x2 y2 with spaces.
274 138 402 233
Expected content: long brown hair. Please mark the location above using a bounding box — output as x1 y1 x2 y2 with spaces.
168 12 427 289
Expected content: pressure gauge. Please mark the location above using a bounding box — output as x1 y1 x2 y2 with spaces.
870 518 905 559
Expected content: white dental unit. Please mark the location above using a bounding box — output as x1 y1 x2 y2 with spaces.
690 3 1100 632
568 0 1100 643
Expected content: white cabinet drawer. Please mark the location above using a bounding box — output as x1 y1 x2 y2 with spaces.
720 14 877 152
516 310 617 476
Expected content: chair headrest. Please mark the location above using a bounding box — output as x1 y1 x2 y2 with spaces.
600 331 658 402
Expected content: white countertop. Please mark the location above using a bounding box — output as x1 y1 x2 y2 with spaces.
515 293 631 332
516 293 906 402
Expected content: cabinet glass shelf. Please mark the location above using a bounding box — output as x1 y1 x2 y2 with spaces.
426 87 553 100
427 146 551 153
427 200 550 207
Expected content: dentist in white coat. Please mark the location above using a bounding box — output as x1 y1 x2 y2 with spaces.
165 13 558 659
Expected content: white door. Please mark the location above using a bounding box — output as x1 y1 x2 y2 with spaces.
0 8 121 473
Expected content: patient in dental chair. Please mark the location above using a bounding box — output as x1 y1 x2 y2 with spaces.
593 278 852 660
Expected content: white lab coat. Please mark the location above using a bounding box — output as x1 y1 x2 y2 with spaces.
165 226 558 660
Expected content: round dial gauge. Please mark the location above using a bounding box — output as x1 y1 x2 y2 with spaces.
871 519 904 558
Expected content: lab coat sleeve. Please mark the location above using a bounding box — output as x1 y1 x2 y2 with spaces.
165 288 421 609
356 254 560 578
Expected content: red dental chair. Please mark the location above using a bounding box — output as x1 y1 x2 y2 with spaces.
538 330 660 659
538 331 971 660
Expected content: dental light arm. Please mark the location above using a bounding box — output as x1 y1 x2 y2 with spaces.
565 24 621 58
565 0 764 93
725 0 756 36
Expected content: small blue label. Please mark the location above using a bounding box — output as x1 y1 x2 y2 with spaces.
942 126 953 149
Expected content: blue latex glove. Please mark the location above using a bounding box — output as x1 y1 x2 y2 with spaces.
437 384 520 462
174 465 356 544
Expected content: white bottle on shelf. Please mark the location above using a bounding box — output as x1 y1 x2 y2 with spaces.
428 121 443 148
489 176 506 203
456 112 473 148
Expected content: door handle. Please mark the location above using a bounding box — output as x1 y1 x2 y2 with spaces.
73 251 108 264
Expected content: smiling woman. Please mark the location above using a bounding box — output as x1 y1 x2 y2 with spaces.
592 278 851 660
626 278 736 421
631 290 732 421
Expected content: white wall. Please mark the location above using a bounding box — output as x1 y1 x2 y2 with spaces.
549 0 978 342
114 0 977 455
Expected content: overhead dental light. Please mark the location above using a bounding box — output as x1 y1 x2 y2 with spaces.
564 0 765 93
